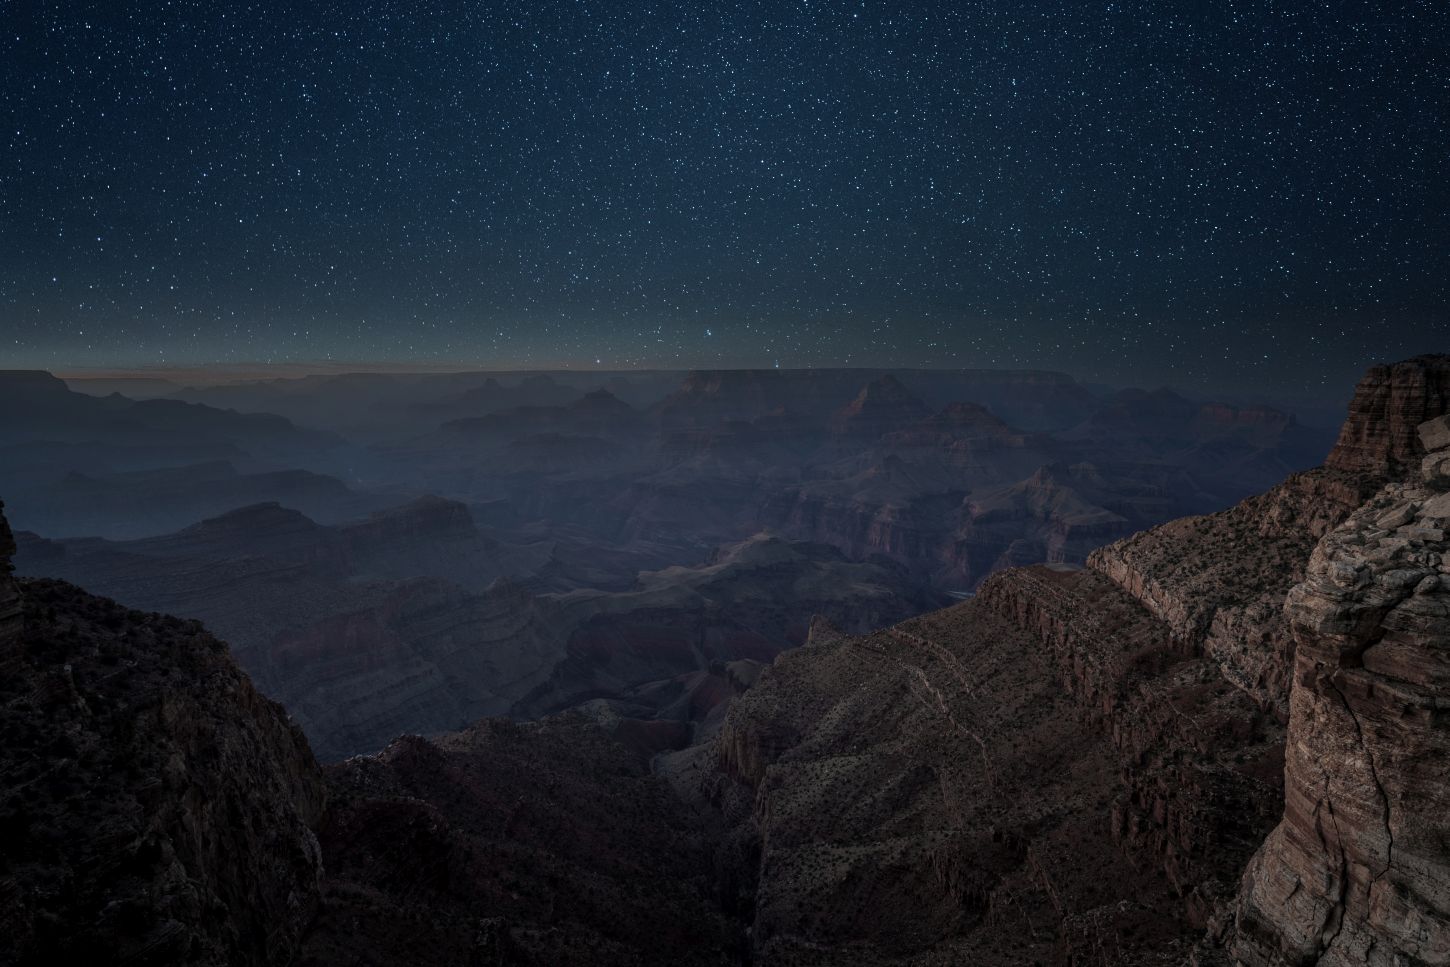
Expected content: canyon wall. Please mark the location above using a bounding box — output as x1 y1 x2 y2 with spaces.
706 355 1450 964
1229 414 1450 965
1326 355 1450 477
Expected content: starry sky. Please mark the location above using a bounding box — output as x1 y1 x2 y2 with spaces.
1 0 1446 397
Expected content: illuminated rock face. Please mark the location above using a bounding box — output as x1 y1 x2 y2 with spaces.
1230 416 1450 967
1325 354 1450 478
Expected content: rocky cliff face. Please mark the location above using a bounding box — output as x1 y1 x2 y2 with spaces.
1228 414 1450 965
1326 355 1450 477
1086 467 1364 719
0 514 327 967
827 375 931 439
1085 358 1450 718
698 355 1450 964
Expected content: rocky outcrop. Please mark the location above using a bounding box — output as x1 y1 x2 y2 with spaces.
1421 413 1450 489
1326 354 1450 477
1088 356 1450 721
0 543 326 966
699 356 1450 964
1086 467 1366 716
1228 416 1450 966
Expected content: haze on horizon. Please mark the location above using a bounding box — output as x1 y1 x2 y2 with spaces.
16 357 1350 424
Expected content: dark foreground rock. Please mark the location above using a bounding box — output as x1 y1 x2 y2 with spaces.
301 716 742 966
0 576 325 967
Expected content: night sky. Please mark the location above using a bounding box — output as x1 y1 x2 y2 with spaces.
1 1 1446 395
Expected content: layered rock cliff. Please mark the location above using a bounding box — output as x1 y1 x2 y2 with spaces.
1084 355 1450 717
698 559 1285 963
1228 413 1450 965
1326 355 1450 477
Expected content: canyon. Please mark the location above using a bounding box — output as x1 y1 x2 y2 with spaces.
8 364 1334 764
0 355 1446 966
16 504 936 760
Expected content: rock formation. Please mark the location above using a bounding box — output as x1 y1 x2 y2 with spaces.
2 356 1445 967
691 354 1450 964
1327 355 1450 477
827 374 932 439
0 526 326 967
1228 411 1450 965
692 559 1285 963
